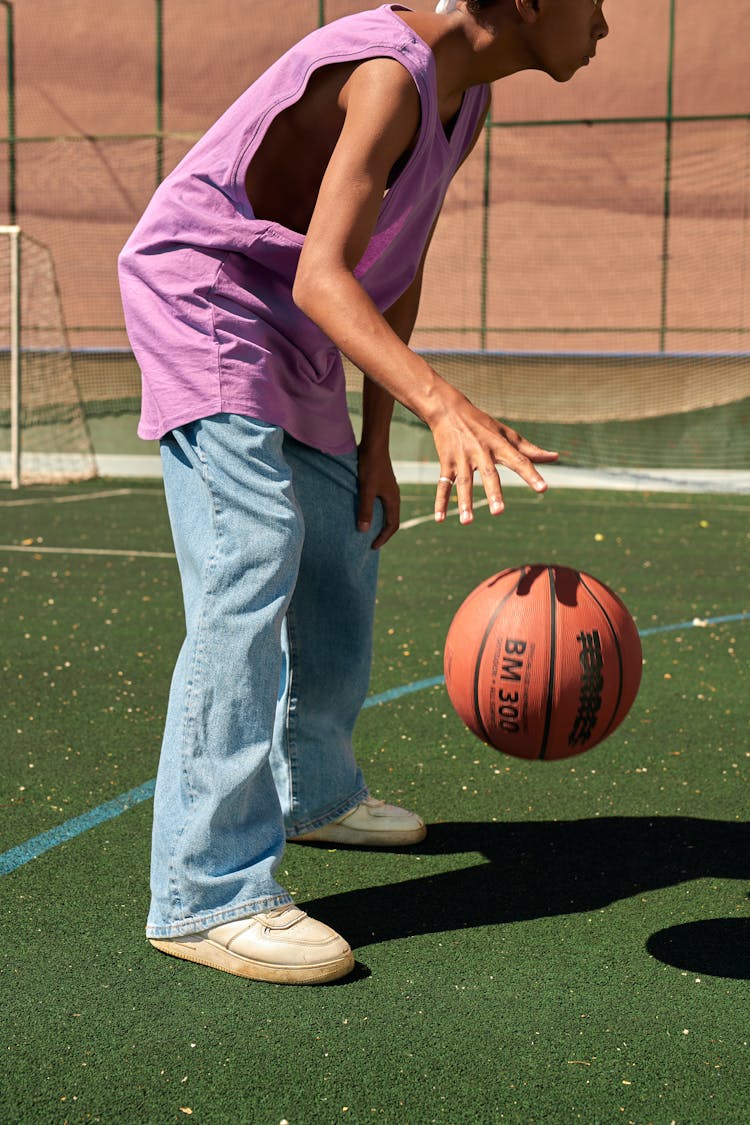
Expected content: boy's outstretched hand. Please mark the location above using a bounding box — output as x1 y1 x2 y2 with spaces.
428 388 559 525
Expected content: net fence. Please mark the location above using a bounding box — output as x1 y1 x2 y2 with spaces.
0 0 747 470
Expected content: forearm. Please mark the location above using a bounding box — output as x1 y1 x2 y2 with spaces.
359 279 423 451
294 262 458 432
360 378 395 452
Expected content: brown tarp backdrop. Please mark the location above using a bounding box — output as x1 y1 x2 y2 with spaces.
0 0 748 459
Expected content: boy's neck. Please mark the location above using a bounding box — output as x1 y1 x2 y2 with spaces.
396 5 537 101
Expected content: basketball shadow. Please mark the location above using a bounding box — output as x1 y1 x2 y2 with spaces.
516 563 581 605
646 917 750 980
304 817 749 975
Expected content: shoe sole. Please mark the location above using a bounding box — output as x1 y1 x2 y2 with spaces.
148 937 355 985
290 823 427 847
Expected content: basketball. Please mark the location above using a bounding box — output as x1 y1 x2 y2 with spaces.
444 564 642 761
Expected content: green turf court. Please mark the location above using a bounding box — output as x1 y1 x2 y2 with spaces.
1 479 748 1124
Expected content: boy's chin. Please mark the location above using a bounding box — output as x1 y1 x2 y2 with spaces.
549 63 586 84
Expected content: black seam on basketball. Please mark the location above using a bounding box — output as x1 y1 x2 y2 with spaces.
538 567 556 760
580 575 624 739
486 567 515 589
472 568 526 746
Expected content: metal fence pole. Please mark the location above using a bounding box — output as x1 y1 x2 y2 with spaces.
155 0 164 185
480 111 491 351
0 1 16 224
659 0 677 351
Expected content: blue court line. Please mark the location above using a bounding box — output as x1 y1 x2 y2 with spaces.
0 779 157 876
0 678 445 877
639 611 750 637
1 613 748 877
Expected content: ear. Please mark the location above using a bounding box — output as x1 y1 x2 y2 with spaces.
515 0 541 23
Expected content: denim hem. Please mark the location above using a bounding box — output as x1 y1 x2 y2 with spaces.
145 892 294 939
286 784 370 838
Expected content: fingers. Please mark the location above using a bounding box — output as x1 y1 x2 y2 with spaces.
431 411 560 526
440 464 503 526
358 487 400 549
357 495 374 533
503 451 550 496
455 469 479 525
371 505 399 549
433 452 556 525
512 435 560 464
434 474 454 523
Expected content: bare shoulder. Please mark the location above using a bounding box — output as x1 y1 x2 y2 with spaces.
390 7 489 120
338 55 420 115
290 55 420 148
337 57 422 156
391 7 446 49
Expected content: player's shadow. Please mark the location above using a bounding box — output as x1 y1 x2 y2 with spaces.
304 817 749 978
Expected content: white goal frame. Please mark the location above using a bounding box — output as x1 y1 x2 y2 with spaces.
0 225 96 488
0 225 21 489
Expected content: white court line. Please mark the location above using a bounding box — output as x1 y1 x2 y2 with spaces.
0 544 176 559
0 504 475 556
0 488 157 508
1 479 747 559
2 493 748 559
399 495 750 525
400 499 489 530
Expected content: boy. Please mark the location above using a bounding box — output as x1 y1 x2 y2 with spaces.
118 0 609 984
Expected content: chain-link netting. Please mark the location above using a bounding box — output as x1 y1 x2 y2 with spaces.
0 0 748 469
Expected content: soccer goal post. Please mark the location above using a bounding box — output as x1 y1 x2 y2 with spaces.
5 225 20 488
0 226 96 487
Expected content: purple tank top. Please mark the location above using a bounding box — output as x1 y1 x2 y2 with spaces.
118 4 488 451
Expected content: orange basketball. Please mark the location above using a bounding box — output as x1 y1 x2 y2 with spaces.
444 564 642 761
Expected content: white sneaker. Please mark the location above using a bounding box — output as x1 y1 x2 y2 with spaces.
148 904 354 984
289 797 427 847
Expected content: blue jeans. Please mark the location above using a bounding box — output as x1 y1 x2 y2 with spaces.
147 414 380 939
